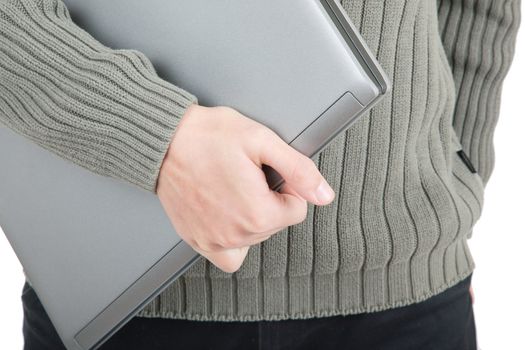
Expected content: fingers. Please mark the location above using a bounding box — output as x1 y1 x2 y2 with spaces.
196 246 250 273
196 224 289 272
244 226 288 246
279 181 302 197
192 226 282 273
188 183 309 273
184 176 310 273
257 131 335 205
250 190 307 233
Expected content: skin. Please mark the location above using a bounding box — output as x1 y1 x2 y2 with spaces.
156 104 335 273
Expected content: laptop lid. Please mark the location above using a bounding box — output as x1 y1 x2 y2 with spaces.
0 1 389 349
64 0 389 190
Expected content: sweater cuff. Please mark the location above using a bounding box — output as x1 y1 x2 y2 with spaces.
0 0 198 192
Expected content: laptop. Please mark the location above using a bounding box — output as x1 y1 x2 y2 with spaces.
0 1 389 349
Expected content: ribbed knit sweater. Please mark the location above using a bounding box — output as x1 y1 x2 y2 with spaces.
0 0 521 321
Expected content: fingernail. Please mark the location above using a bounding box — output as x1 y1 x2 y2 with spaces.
315 180 334 203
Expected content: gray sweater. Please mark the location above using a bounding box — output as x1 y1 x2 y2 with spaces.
0 0 521 321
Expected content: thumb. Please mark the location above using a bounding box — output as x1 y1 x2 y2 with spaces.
258 133 334 205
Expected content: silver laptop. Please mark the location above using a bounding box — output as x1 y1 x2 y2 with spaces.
0 1 389 349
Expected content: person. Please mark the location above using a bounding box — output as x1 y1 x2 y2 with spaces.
1 0 521 349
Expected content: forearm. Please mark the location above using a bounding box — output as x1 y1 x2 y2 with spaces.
437 0 521 184
0 0 198 192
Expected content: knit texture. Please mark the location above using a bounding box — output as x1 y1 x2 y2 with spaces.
0 0 521 321
0 0 198 192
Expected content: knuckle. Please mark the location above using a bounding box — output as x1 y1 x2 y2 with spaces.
193 238 217 253
286 201 308 226
220 258 243 273
251 125 273 143
246 209 270 233
297 203 308 223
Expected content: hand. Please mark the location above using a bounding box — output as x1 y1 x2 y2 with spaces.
157 104 335 273
469 286 474 305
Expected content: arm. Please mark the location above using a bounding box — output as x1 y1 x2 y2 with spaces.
0 0 335 272
436 0 521 184
0 0 197 192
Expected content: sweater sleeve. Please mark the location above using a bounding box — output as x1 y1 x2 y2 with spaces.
436 0 521 184
0 0 198 192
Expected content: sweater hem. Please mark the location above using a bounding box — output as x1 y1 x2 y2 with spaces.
136 268 474 322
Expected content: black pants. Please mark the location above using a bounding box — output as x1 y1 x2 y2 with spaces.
22 275 476 350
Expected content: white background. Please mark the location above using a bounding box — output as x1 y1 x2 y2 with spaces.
1 15 524 350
